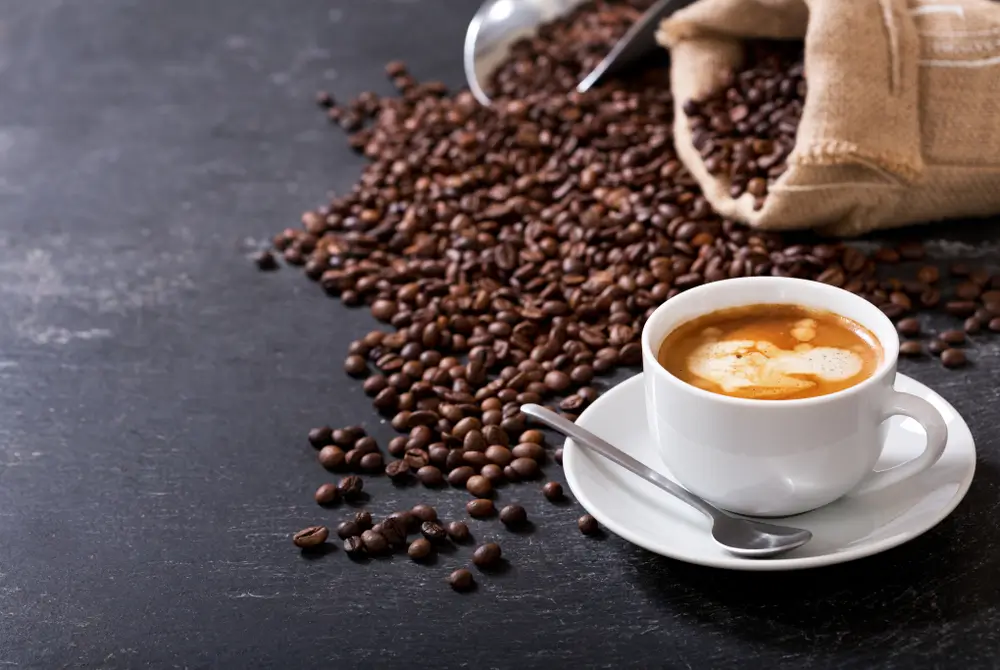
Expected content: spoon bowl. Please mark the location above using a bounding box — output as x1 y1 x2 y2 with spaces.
521 403 813 558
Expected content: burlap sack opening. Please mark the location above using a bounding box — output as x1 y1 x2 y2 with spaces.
657 0 1000 237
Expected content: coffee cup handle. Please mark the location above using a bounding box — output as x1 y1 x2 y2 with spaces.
850 391 948 496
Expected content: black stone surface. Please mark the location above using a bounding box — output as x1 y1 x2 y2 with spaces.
1 0 999 667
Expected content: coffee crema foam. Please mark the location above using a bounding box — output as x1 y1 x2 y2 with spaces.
658 305 882 400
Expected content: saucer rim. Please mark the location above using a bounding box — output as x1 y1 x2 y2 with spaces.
563 372 977 571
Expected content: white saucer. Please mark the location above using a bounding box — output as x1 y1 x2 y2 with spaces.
563 373 976 571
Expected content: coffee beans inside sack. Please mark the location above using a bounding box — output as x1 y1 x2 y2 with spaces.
657 0 1000 236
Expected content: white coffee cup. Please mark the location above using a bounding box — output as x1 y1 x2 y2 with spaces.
641 276 948 517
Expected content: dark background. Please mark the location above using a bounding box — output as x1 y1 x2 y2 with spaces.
0 0 998 667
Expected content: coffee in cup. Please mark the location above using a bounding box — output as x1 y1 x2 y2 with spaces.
656 304 883 401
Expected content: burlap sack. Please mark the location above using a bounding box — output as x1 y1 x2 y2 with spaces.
656 0 1000 236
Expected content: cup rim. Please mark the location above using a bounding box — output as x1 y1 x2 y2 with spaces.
640 276 898 408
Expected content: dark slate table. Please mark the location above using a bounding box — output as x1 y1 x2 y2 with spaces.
1 1 998 667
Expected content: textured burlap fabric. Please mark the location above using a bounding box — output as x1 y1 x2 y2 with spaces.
656 0 1000 236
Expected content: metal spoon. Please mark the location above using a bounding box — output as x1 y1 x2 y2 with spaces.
464 0 696 106
520 404 813 558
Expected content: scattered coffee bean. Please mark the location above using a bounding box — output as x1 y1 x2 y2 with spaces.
512 443 545 462
446 521 471 542
411 503 437 522
344 355 368 377
990 317 1000 333
519 429 545 445
941 348 967 368
337 520 361 539
343 535 365 555
448 466 475 487
318 445 346 470
899 341 923 357
480 463 505 484
408 538 432 560
293 525 329 548
555 448 564 465
385 459 411 482
308 426 333 448
338 475 364 499
928 339 948 356
485 445 513 466
361 529 389 555
354 510 373 530
499 504 527 527
472 542 502 568
449 568 474 591
467 498 495 518
421 521 447 542
941 330 966 346
360 452 384 472
965 317 982 334
379 517 408 547
417 465 445 487
543 481 564 501
389 510 419 534
315 483 340 506
896 318 920 337
466 475 493 497
254 249 279 271
510 457 541 480
578 514 599 535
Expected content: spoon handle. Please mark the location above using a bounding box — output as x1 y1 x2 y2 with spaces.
520 404 720 520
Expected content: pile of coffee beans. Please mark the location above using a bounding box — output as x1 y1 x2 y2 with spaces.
276 0 998 589
683 41 804 209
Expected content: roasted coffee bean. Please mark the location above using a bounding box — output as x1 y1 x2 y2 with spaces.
512 442 545 461
380 517 408 547
483 425 509 447
956 282 982 300
354 510 373 530
315 483 340 506
499 504 527 527
254 249 279 271
485 445 513 466
344 355 368 377
448 465 475 487
363 375 388 397
385 459 411 482
990 317 1000 333
308 426 333 448
446 521 471 542
519 430 545 445
421 521 448 542
917 266 940 284
941 348 967 368
337 520 361 539
899 341 923 357
338 475 364 499
408 538 432 560
389 510 420 534
453 417 482 439
898 241 925 261
405 449 430 470
332 426 363 447
318 445 346 470
941 330 966 345
417 465 445 487
466 475 493 497
463 451 489 469
345 448 364 469
965 317 982 334
449 568 474 591
510 457 541 480
928 339 948 356
360 452 384 472
896 318 920 337
472 542 502 568
361 529 389 555
544 370 571 392
578 514 600 535
463 430 486 452
343 536 365 555
945 301 977 317
554 448 564 465
293 525 329 548
543 481 564 501
466 498 495 518
480 463 505 484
